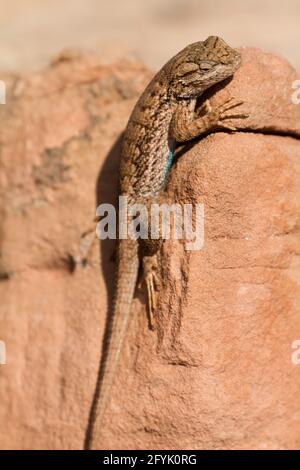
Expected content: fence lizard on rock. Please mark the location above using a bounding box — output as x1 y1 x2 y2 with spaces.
88 36 245 448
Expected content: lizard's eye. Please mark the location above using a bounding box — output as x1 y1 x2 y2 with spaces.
199 61 215 70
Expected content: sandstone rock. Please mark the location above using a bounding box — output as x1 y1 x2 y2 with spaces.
206 47 300 137
0 48 299 449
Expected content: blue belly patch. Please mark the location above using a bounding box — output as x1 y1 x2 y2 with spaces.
164 140 176 178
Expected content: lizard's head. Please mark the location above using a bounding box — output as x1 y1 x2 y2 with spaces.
168 36 241 99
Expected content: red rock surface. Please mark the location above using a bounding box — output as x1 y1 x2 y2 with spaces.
0 48 299 449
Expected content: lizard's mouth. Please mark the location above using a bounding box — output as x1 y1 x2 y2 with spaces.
231 51 242 70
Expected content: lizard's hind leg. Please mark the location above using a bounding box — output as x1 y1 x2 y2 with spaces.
138 192 174 328
141 253 161 329
138 200 164 330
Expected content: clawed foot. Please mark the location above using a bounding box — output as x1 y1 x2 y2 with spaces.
139 255 160 330
202 97 248 131
71 222 98 270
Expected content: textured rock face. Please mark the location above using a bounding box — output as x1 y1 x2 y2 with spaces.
0 48 300 449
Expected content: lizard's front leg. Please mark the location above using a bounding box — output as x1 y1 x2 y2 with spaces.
170 97 246 142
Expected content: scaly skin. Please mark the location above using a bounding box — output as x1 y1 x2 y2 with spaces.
88 36 244 448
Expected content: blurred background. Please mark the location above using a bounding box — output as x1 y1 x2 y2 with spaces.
0 0 299 73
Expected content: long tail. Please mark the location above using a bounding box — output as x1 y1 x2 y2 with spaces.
87 238 139 449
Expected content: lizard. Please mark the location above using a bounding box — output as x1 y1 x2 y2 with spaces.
87 36 245 448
